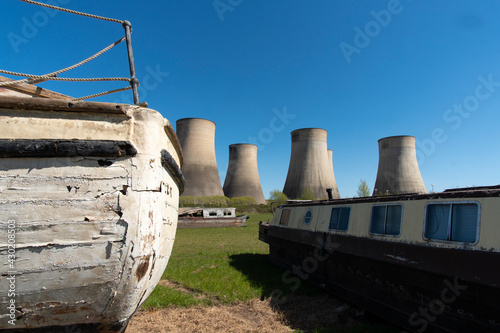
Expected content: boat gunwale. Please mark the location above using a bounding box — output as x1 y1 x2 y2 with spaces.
0 95 128 115
163 121 184 168
276 185 500 209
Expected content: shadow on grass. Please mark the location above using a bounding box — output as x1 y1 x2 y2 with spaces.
229 253 321 299
229 253 399 333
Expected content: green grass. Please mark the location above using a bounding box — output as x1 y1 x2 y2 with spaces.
142 284 208 309
142 213 398 332
143 213 321 308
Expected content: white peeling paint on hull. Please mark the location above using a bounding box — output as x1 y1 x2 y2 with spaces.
0 97 183 332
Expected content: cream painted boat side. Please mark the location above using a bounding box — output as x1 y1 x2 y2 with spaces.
0 100 181 330
271 195 500 252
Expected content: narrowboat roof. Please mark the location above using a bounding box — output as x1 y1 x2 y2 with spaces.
278 185 500 208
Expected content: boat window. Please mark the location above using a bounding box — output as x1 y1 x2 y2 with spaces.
304 209 313 225
280 209 291 226
424 203 479 243
370 204 402 236
329 206 350 231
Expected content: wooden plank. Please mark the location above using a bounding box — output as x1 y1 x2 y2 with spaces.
0 221 126 247
0 157 132 176
0 175 129 200
0 75 73 100
0 241 123 278
0 197 122 226
0 95 128 114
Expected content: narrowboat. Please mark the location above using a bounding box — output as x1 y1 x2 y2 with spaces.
178 207 248 229
259 186 500 332
0 94 184 332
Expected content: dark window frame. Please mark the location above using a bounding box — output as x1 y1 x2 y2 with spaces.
279 208 291 226
423 201 480 244
328 206 351 231
369 203 403 237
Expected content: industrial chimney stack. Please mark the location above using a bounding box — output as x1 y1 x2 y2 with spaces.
283 128 340 200
223 144 266 204
373 135 427 195
176 118 224 197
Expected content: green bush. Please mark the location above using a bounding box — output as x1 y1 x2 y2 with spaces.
179 196 229 207
227 196 257 207
268 189 288 204
356 179 371 197
299 187 316 201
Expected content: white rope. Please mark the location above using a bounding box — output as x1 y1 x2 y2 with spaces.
33 77 131 82
18 0 124 24
73 86 132 100
0 37 126 87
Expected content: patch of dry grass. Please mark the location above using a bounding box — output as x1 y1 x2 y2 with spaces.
126 298 291 333
127 294 393 333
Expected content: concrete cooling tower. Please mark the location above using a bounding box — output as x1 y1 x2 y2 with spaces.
373 135 427 195
176 118 224 197
223 144 266 204
327 149 340 198
283 128 340 200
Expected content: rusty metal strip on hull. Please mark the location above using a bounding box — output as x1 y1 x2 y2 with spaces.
0 139 137 158
161 149 185 194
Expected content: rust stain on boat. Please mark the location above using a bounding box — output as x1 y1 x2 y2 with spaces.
136 255 151 281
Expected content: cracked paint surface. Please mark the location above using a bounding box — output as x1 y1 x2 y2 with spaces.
0 99 182 331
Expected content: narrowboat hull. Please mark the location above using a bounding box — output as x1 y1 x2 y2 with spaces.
0 96 184 332
177 215 248 229
259 190 500 333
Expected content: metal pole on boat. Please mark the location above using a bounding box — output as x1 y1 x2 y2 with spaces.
123 20 140 105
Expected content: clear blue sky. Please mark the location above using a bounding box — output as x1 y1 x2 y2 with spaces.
2 0 500 198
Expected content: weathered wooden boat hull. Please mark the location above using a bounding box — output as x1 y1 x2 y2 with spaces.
177 216 248 229
0 97 184 332
259 189 500 333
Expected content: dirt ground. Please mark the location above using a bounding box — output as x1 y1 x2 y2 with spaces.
125 295 367 333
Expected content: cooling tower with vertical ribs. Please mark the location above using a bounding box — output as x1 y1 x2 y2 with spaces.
373 135 427 195
283 128 340 200
176 118 224 197
223 144 266 204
